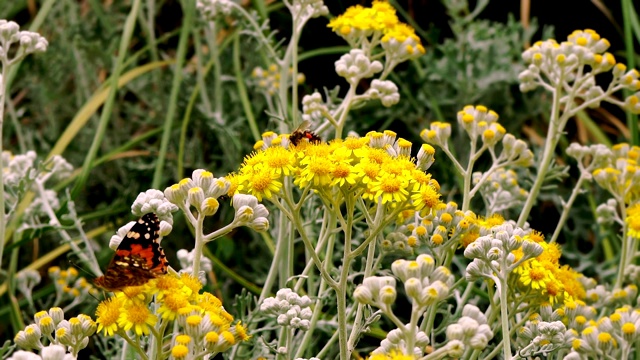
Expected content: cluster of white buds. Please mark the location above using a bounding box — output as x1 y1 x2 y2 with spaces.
232 193 270 231
499 133 534 167
366 130 397 150
595 199 618 225
519 29 640 114
516 319 569 358
406 203 476 258
563 319 622 359
260 288 313 331
391 255 454 308
473 168 528 213
15 269 41 309
251 64 305 96
591 144 640 200
131 189 179 222
558 300 597 333
0 20 48 66
456 105 504 145
8 345 75 360
419 122 451 148
47 267 97 308
177 249 213 284
13 308 96 358
365 80 400 107
370 325 429 357
381 27 425 64
464 223 542 282
379 231 413 255
604 306 640 345
164 169 230 217
288 0 328 21
301 92 328 123
446 305 494 351
335 49 383 85
603 285 638 308
196 0 235 19
3 150 38 187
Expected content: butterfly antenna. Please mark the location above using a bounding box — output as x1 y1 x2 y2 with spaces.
67 259 99 278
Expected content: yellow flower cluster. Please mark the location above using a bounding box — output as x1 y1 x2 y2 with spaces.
513 232 586 305
48 266 98 299
592 143 640 205
95 273 248 355
627 203 640 239
228 131 441 213
328 1 425 59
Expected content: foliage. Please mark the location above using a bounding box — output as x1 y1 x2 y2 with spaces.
1 0 640 360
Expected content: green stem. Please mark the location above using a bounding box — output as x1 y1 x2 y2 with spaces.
72 0 142 198
0 52 8 271
191 212 205 278
622 0 639 146
549 173 588 243
498 274 512 360
517 83 563 227
336 194 355 358
151 0 195 189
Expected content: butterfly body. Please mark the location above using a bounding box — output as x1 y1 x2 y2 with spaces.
94 213 167 291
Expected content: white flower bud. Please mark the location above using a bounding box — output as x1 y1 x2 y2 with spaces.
404 278 422 301
41 344 66 360
379 285 397 305
353 286 374 305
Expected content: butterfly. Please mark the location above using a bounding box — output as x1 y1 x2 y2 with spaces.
289 120 322 146
94 213 168 291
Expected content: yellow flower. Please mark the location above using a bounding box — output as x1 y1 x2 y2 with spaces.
117 299 157 336
241 165 283 201
330 161 358 187
626 203 640 238
171 344 189 359
296 155 333 188
411 184 440 212
353 159 382 185
519 260 552 290
158 291 190 320
224 173 241 197
95 297 122 336
264 146 297 176
369 174 409 204
155 274 182 300
368 349 416 360
179 273 203 299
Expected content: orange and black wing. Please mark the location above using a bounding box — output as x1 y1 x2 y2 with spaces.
94 213 168 291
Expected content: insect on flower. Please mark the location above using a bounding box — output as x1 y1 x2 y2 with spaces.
94 213 168 291
289 120 322 146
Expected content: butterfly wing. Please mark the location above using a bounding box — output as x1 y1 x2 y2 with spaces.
94 213 168 291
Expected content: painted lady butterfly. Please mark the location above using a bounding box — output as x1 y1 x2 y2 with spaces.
94 213 168 291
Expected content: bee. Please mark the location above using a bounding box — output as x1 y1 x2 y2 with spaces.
289 120 322 146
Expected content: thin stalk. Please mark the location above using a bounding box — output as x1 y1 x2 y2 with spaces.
191 212 205 277
517 83 563 227
0 55 8 270
622 0 639 145
498 278 512 359
549 173 588 243
151 0 195 189
72 0 142 198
